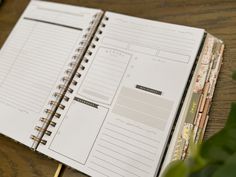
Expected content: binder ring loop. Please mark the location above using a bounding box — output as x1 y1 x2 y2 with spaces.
45 109 61 118
40 117 57 127
35 126 52 136
30 135 47 145
49 100 66 110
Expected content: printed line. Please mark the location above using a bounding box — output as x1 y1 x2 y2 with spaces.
102 35 192 54
0 96 40 113
90 161 124 177
98 56 129 65
87 68 125 80
84 79 116 90
98 144 152 167
84 81 115 94
24 17 83 31
108 122 160 143
100 138 154 161
37 7 85 17
102 133 156 155
94 156 142 177
106 25 194 46
108 21 195 41
88 167 110 177
96 149 150 173
105 128 158 149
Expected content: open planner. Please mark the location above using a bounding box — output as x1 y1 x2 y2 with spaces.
0 1 224 177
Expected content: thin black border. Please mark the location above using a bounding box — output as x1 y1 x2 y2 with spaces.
78 46 132 106
48 96 109 165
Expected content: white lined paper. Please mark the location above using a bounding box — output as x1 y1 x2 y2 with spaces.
86 117 161 177
0 0 100 147
0 20 81 113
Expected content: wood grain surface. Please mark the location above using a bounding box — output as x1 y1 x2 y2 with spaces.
0 0 236 177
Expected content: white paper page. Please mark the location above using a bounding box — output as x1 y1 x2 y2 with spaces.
38 12 204 177
0 0 101 147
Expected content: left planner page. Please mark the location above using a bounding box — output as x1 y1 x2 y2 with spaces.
0 0 102 147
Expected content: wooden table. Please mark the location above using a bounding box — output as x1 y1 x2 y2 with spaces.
0 0 236 177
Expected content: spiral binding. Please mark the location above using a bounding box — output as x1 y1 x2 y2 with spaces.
31 12 106 147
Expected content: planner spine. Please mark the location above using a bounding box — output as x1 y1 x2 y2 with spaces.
63 15 109 97
67 15 109 86
31 11 104 148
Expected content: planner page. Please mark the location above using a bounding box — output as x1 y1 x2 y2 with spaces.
0 0 101 147
38 12 204 177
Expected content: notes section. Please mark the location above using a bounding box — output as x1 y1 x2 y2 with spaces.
84 87 173 177
79 47 131 105
49 97 108 164
0 19 81 113
112 87 174 131
86 117 162 177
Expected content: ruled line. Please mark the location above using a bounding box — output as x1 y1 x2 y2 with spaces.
94 156 142 177
90 161 124 177
24 17 83 31
0 18 81 113
105 128 158 149
107 122 160 143
98 144 152 167
95 150 149 174
102 133 156 155
100 139 154 161
88 167 110 177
